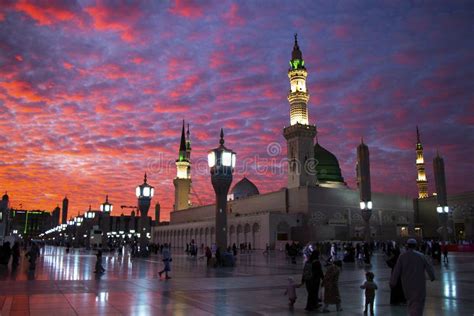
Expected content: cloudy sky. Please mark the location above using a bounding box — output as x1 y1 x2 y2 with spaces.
0 0 473 220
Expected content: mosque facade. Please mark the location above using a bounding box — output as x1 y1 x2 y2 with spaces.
152 36 435 249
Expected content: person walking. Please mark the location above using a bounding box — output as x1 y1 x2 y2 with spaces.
25 242 40 270
158 243 172 279
442 244 449 264
301 250 324 311
11 241 21 268
322 260 343 312
0 242 12 266
94 250 105 274
284 277 300 308
360 271 378 315
386 245 406 305
390 239 435 316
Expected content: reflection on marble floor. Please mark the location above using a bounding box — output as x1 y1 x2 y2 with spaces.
0 246 473 315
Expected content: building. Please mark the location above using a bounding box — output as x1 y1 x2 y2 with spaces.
151 35 419 249
0 193 10 243
10 209 52 239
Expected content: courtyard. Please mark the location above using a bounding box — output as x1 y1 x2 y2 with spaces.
0 246 472 315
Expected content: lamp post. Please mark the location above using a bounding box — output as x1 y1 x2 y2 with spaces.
100 195 112 249
208 129 236 251
85 206 95 249
136 173 154 256
434 152 449 243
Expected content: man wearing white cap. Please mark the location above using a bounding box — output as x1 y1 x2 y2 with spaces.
390 238 435 316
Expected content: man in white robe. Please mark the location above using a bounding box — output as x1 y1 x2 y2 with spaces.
390 239 435 316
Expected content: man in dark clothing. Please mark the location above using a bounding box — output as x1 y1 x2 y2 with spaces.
301 250 324 311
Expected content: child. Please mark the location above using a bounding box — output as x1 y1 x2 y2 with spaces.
322 260 342 312
94 250 105 274
284 277 299 307
360 271 378 315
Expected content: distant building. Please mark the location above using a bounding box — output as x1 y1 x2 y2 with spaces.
10 209 52 239
62 196 69 224
0 192 11 243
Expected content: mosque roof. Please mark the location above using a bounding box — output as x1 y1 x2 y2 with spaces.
314 142 345 183
230 177 260 199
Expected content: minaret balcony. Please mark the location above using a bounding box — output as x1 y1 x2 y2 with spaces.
288 92 309 103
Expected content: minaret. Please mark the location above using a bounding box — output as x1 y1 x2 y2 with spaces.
62 196 69 224
173 120 192 211
357 139 372 207
155 202 161 224
357 139 373 241
433 151 448 208
416 126 429 198
283 34 318 188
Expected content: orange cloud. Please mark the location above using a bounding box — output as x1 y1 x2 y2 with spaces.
85 4 141 43
0 80 48 103
14 1 76 26
169 0 205 18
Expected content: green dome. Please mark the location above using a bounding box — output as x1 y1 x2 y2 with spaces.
314 143 345 183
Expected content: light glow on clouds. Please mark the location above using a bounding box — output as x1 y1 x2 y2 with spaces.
0 1 473 220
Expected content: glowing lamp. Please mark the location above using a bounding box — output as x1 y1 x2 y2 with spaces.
436 206 443 213
443 206 449 213
208 129 236 171
367 201 373 210
359 201 366 210
136 173 154 198
100 195 113 213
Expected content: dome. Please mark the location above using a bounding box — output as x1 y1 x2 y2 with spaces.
230 177 259 200
2 192 8 201
314 143 345 184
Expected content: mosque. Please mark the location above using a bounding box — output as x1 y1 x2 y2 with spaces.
151 36 461 249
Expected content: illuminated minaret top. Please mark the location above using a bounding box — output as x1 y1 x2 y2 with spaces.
288 33 310 126
176 120 191 179
174 120 192 211
416 126 428 198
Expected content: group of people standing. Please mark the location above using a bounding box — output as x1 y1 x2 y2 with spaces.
284 238 436 315
285 250 343 313
0 241 41 271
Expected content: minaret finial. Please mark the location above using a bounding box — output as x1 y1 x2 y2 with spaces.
89 204 91 211
220 128 225 145
361 137 364 144
178 119 186 156
144 173 147 183
416 126 421 143
187 123 190 139
294 33 298 46
105 195 109 203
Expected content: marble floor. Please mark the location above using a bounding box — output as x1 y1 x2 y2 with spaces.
0 246 472 315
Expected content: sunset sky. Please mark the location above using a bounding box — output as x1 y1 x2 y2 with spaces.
0 1 473 220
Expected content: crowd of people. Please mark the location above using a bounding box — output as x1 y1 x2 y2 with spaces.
0 237 459 315
0 240 42 271
281 238 439 315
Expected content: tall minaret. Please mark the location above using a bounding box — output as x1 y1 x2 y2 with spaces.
433 152 448 208
173 120 192 211
283 34 317 188
416 126 429 198
357 139 373 241
61 196 69 224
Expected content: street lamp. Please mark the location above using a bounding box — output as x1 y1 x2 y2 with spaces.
100 195 113 213
208 129 236 251
434 152 449 243
136 173 154 256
